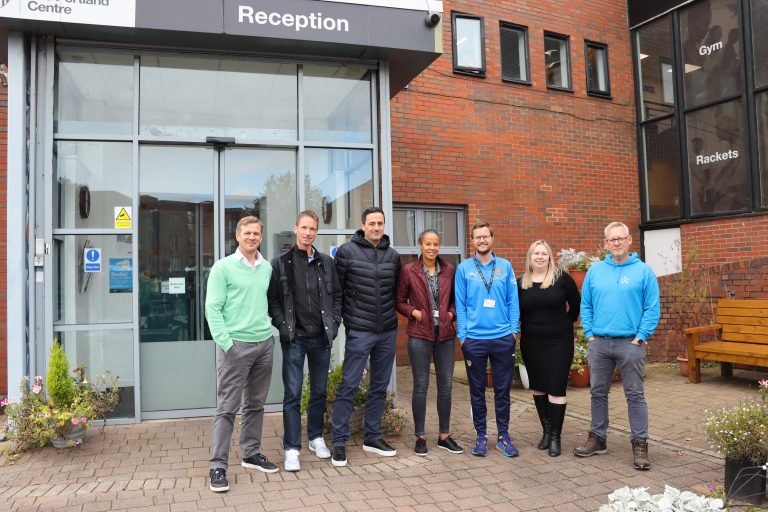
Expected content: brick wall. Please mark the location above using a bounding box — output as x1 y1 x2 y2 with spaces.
1 81 7 394
390 0 639 364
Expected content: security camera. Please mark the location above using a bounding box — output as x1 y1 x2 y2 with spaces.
425 11 441 28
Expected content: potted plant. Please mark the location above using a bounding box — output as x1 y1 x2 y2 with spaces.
569 329 590 387
300 362 406 436
2 343 120 455
704 379 768 505
557 248 604 291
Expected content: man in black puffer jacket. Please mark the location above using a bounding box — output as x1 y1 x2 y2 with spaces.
330 206 401 467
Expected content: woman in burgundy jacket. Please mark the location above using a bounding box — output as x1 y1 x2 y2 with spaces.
395 229 463 456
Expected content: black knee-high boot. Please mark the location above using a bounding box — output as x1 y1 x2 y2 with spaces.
533 394 550 450
548 402 566 457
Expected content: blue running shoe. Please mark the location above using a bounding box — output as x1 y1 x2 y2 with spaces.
496 433 519 457
472 435 488 457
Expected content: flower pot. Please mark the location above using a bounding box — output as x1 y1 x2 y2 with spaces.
677 356 689 377
486 371 493 388
725 457 766 505
568 270 587 292
51 424 86 449
518 364 530 390
612 368 622 382
569 365 590 387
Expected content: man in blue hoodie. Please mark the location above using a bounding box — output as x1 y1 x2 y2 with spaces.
455 221 520 458
575 221 660 470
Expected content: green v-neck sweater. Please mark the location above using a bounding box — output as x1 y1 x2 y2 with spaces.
205 253 273 352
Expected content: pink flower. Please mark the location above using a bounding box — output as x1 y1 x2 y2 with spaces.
759 379 768 388
81 417 88 424
42 412 50 418
71 418 79 425
0 398 11 406
31 384 42 394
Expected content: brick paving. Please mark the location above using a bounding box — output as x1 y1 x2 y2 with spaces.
0 363 764 511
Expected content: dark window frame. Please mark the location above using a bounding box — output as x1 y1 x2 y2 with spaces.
584 40 612 98
451 12 486 77
544 31 573 92
634 3 768 228
499 21 531 85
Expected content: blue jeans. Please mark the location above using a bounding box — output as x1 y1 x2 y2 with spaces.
282 335 331 450
587 336 648 440
331 329 397 446
461 333 516 437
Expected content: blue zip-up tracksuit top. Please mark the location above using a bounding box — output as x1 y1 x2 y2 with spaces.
580 252 660 341
455 253 520 340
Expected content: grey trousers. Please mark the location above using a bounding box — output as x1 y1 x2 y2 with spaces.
587 336 648 441
210 337 274 470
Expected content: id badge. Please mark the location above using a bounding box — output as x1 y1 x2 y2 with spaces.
483 298 496 308
432 310 439 318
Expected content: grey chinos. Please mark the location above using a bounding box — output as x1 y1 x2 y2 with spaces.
210 337 275 470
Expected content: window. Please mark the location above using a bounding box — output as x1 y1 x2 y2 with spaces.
392 206 465 268
585 42 610 96
686 100 749 215
754 0 768 88
500 23 529 83
544 33 571 90
757 92 768 206
643 118 681 220
680 0 742 108
452 13 485 76
637 17 675 119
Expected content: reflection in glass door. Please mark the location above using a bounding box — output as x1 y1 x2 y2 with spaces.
139 146 297 415
139 146 216 414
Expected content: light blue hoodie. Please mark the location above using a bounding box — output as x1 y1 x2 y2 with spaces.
580 252 660 341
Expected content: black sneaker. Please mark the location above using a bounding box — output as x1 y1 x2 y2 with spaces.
242 453 279 473
332 446 347 467
437 436 464 454
209 468 229 492
363 438 397 457
415 438 428 456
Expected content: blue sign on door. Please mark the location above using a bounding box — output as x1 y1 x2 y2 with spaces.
84 248 102 272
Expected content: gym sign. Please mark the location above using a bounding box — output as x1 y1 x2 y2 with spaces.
0 0 135 27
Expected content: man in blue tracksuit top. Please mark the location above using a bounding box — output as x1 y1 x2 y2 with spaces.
455 221 520 457
575 221 660 471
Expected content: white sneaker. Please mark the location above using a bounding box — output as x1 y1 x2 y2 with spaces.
284 449 300 472
308 437 332 459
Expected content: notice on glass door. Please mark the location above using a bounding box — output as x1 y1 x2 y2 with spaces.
168 277 186 294
109 258 132 293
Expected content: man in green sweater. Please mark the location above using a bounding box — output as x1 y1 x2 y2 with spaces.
205 215 278 493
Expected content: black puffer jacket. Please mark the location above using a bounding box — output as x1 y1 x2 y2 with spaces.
335 230 401 333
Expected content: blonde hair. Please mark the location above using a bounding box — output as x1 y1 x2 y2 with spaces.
520 240 561 290
604 221 630 238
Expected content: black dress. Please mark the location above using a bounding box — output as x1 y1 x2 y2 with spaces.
517 272 581 396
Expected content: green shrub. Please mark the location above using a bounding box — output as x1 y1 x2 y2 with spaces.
47 343 74 409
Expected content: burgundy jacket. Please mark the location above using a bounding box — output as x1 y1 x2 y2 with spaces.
395 256 457 342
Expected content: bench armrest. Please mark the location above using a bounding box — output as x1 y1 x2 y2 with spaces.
682 324 722 335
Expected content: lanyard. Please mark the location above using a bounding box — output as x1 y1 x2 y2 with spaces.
426 270 439 305
473 257 496 296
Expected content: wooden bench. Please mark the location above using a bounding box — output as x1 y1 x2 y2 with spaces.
684 299 768 383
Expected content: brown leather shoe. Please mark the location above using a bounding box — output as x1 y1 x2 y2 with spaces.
574 431 607 457
632 439 651 470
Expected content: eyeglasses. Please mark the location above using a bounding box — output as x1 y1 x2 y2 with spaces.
605 237 629 245
473 235 492 241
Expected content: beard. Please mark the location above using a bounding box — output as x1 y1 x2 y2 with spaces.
475 246 491 255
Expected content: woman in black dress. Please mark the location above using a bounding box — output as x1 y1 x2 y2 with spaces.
517 240 580 456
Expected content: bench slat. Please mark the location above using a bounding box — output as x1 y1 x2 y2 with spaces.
719 333 768 344
722 324 768 336
716 315 768 327
693 341 768 359
717 307 768 319
717 299 768 309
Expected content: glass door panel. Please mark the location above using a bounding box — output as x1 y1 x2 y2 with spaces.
223 148 297 405
139 146 216 412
